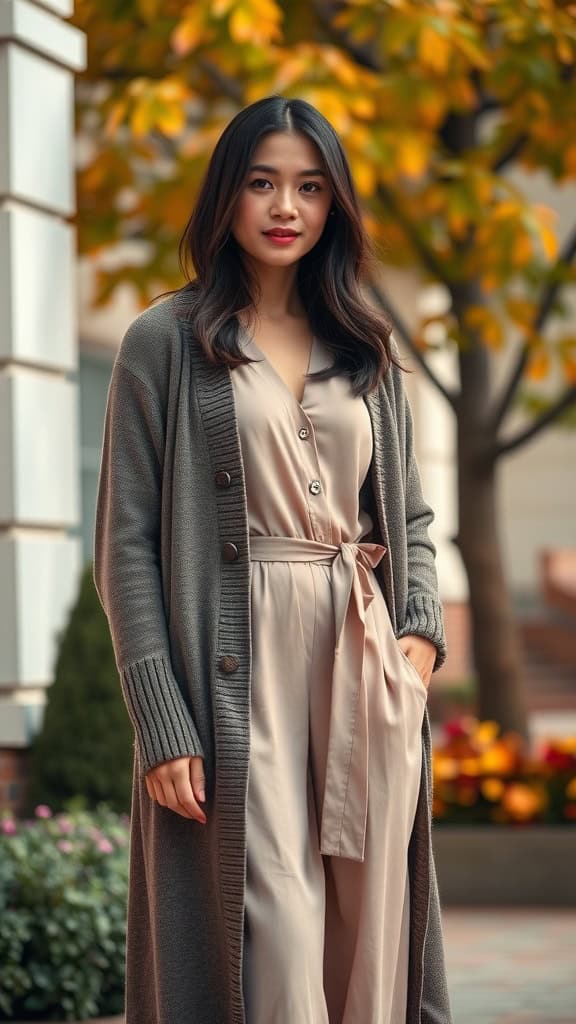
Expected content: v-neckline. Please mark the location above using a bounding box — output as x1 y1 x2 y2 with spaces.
239 325 317 409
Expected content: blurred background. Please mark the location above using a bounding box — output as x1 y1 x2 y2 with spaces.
1 1 575 1022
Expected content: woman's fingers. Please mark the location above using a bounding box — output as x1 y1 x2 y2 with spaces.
145 756 207 823
149 776 168 808
173 771 206 824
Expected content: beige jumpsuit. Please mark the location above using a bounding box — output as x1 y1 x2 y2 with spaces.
231 328 429 1024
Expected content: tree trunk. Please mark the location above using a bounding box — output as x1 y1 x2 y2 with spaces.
455 451 529 737
453 329 529 738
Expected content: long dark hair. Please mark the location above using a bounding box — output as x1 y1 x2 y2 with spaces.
164 94 402 396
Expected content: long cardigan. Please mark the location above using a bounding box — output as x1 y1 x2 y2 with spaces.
93 295 453 1024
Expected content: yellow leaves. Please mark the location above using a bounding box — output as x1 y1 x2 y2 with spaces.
463 305 504 350
229 6 254 42
332 2 378 45
321 46 364 89
105 77 192 140
105 100 128 138
525 340 551 382
172 0 282 52
349 94 377 119
229 0 283 45
563 144 576 176
136 0 161 22
517 335 576 385
556 34 574 65
416 12 491 76
417 86 448 128
349 156 377 198
472 197 558 284
505 296 537 329
270 53 310 92
558 337 576 384
395 134 429 178
171 5 215 56
298 87 351 134
418 25 451 74
511 231 533 267
531 204 558 261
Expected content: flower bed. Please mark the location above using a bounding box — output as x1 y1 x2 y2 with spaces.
432 715 576 825
0 804 129 1022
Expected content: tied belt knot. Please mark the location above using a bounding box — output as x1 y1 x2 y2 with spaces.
249 534 387 862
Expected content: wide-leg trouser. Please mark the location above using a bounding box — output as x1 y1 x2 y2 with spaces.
242 558 428 1024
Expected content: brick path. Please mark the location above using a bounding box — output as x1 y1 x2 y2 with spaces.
32 908 574 1023
443 907 576 1023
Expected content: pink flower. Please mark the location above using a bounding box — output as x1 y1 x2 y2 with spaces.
97 838 114 854
1 819 17 834
35 804 52 819
57 839 74 853
58 817 74 834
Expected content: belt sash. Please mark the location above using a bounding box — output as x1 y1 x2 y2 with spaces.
249 534 387 862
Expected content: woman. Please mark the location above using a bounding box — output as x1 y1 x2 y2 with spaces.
94 94 452 1024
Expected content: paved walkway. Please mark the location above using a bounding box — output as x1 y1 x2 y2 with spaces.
54 908 576 1023
443 908 576 1023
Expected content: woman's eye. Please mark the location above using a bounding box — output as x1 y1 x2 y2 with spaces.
249 179 321 193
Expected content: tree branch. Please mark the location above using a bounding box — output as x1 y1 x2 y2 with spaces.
195 56 243 103
492 384 576 459
376 182 451 285
311 0 382 71
366 279 458 408
492 134 528 173
489 224 576 432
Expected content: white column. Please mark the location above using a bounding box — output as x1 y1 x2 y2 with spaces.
0 0 86 745
414 284 468 605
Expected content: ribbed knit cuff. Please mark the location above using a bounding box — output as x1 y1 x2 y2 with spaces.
120 653 205 776
397 594 447 672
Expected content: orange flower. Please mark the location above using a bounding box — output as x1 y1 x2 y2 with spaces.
502 783 546 822
433 755 460 780
472 719 501 749
480 742 516 775
481 777 505 802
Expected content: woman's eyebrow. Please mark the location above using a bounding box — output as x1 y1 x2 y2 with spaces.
248 163 327 178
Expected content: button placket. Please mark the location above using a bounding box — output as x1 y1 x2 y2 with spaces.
298 416 332 543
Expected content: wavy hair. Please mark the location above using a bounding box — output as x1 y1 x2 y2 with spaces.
163 94 401 395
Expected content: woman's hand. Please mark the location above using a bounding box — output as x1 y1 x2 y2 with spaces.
145 755 207 824
397 635 437 690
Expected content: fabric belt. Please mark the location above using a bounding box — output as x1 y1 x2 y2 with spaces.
249 534 388 862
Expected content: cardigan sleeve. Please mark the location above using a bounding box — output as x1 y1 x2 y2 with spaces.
390 345 448 672
93 354 205 774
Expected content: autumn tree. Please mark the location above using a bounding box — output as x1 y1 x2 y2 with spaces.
72 0 576 735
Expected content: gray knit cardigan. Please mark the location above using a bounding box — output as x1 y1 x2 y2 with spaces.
93 296 452 1024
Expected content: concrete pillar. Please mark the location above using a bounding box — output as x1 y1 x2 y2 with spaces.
0 0 86 759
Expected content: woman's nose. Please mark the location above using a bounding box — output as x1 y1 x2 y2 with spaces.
271 191 298 215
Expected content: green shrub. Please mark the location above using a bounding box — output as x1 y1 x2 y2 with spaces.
0 804 128 1021
26 562 133 816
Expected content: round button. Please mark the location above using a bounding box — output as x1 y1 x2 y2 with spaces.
222 542 239 561
218 654 240 674
309 479 322 495
298 426 309 440
214 470 231 488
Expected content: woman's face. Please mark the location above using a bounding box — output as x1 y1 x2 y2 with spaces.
230 131 334 268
